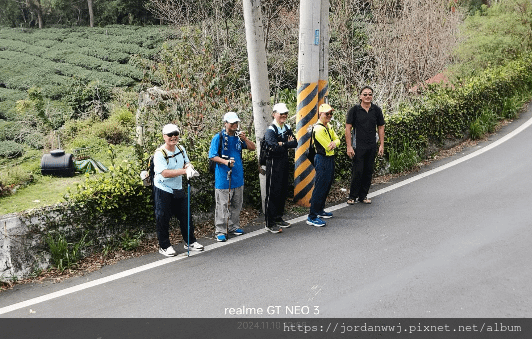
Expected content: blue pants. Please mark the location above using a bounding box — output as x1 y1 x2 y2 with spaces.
309 154 335 219
154 186 196 249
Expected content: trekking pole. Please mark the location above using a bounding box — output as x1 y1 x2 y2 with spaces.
187 181 191 257
226 158 234 238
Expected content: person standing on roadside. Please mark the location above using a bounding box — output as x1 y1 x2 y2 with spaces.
209 112 256 242
153 124 203 257
345 86 385 205
263 103 298 233
306 103 341 227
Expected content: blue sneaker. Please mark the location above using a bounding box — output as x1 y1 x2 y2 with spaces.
216 234 227 242
232 228 245 236
306 216 326 227
318 211 333 219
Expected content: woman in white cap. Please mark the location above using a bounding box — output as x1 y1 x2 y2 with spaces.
153 124 203 256
263 102 298 233
208 112 256 242
307 104 341 227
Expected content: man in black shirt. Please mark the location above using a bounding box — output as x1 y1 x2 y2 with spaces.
345 86 385 205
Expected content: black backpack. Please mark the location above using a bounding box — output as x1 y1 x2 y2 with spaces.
145 146 184 187
305 126 316 166
259 124 279 166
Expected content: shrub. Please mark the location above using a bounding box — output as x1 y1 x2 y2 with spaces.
388 141 421 174
0 140 24 158
67 135 108 155
0 120 21 141
0 165 33 187
46 232 92 272
23 132 45 149
108 106 135 128
91 119 131 145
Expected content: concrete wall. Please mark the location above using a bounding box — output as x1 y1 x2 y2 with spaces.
0 213 49 280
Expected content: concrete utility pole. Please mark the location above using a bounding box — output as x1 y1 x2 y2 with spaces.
243 0 271 212
319 0 329 106
294 0 323 206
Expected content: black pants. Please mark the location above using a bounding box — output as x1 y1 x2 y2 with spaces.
154 186 196 249
265 156 289 226
349 147 376 201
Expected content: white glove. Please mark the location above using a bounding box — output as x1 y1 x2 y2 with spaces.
185 164 200 180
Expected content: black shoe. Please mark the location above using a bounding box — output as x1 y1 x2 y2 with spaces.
275 218 291 228
265 224 282 233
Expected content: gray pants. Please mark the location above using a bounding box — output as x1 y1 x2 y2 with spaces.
215 185 244 235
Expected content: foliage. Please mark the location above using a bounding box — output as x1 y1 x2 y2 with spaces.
385 52 532 172
0 120 21 141
0 140 24 158
0 26 166 122
46 232 92 272
0 0 158 28
119 230 144 251
20 145 153 264
453 1 532 78
90 119 132 145
0 165 33 196
388 141 421 174
63 147 153 236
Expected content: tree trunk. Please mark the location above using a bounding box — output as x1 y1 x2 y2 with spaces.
27 0 44 28
242 0 271 212
88 0 94 27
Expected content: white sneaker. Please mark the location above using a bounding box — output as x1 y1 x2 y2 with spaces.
184 242 204 251
159 246 177 257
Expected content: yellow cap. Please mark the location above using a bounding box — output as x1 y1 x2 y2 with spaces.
318 103 333 113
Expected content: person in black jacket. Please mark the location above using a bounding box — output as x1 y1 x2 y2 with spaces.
263 103 298 233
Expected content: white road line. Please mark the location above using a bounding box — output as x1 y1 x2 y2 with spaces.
1 116 531 316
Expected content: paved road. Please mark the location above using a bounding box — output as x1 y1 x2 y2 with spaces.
1 107 531 323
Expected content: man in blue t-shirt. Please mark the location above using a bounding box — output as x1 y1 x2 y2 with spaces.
208 112 256 242
153 124 203 257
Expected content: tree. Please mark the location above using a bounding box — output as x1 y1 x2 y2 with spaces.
27 0 44 28
88 0 94 27
0 0 23 27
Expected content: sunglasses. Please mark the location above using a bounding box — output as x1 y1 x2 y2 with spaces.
278 112 288 116
324 112 333 117
362 93 373 97
166 131 179 137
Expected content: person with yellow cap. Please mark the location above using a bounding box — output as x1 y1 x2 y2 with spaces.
345 86 385 205
306 103 341 227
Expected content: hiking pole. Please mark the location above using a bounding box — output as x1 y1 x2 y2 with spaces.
187 180 191 257
226 158 234 239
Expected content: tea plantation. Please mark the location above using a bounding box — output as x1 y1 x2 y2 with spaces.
0 25 170 210
0 25 168 102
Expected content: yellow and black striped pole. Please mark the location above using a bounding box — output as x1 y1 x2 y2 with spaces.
294 83 318 206
294 0 321 206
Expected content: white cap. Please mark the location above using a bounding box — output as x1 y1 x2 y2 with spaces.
272 103 289 114
162 124 180 135
223 112 240 123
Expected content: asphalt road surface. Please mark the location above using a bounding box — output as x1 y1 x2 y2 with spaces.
1 105 531 336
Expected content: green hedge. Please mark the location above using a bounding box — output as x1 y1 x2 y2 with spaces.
384 53 532 172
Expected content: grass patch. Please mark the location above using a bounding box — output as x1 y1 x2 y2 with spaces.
0 175 84 215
